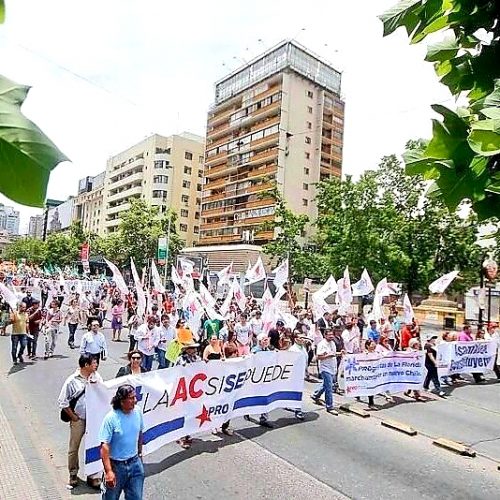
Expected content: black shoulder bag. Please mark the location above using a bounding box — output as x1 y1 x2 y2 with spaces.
60 388 86 423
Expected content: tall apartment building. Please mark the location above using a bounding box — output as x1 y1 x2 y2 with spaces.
0 204 20 235
200 40 344 246
74 172 105 235
103 133 204 246
28 214 44 239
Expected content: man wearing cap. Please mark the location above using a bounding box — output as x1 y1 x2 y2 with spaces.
175 341 201 448
268 320 285 350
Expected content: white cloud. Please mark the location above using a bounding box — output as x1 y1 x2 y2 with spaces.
0 0 453 231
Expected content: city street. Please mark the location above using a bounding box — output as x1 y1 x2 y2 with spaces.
1 322 499 500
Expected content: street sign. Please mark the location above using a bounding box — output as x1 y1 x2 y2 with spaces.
157 236 168 265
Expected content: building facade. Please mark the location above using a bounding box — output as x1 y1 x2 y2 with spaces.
0 204 20 235
200 40 344 246
103 133 204 246
73 172 105 235
28 214 45 239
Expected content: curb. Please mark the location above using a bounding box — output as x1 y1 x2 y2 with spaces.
433 438 476 457
381 419 417 436
339 404 370 418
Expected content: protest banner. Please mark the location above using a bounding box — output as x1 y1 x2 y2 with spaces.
85 351 305 475
343 351 425 397
436 341 496 377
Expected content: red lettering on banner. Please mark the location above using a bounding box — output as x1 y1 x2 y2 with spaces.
189 373 207 399
170 377 187 406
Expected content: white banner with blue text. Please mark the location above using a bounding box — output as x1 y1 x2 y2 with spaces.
85 351 305 475
344 351 425 397
437 340 496 377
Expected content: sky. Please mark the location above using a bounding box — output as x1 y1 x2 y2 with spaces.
0 0 454 233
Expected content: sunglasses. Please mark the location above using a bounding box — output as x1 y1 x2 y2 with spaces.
131 356 142 360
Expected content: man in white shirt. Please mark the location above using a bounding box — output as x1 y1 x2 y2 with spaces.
156 314 175 369
341 322 361 354
249 310 263 345
136 316 160 371
80 320 108 365
311 328 338 414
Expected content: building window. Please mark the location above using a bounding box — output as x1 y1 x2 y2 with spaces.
152 190 167 199
305 136 311 144
182 180 191 189
305 152 310 159
302 199 308 206
195 211 200 219
198 170 203 178
194 226 199 234
307 121 312 129
304 167 310 175
184 166 192 175
303 183 309 190
154 160 164 169
180 209 189 217
181 195 189 203
307 90 313 98
180 223 188 232
199 156 204 163
153 175 168 184
197 184 202 191
184 151 193 160
307 106 313 113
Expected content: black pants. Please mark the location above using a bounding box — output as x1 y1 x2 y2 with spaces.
129 336 137 353
424 366 440 390
27 331 39 357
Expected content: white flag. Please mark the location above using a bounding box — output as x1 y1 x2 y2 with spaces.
171 266 183 286
403 293 414 324
336 266 352 305
374 278 392 297
351 268 374 296
429 271 459 294
104 258 129 296
246 257 266 285
232 279 247 312
217 262 233 286
0 282 18 310
131 258 146 319
151 259 165 293
198 282 216 309
219 285 234 318
272 258 289 289
183 290 203 338
314 275 337 301
179 258 194 277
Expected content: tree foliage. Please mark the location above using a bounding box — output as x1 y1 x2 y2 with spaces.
380 0 500 221
4 237 46 264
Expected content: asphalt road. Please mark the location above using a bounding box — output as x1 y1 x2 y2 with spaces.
0 323 499 500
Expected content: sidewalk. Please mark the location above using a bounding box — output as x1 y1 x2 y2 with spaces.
0 401 44 500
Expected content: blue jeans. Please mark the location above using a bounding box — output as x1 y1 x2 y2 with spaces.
11 334 27 362
155 348 167 369
313 371 335 409
141 354 154 372
68 323 78 345
102 455 144 500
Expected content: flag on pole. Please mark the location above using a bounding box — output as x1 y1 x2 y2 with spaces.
351 268 374 296
246 257 266 285
131 258 146 319
198 282 216 309
403 293 415 324
104 258 129 296
218 284 234 318
179 258 194 277
151 259 165 293
314 275 337 301
171 266 183 286
428 271 459 294
374 278 392 297
336 266 352 305
272 258 289 289
0 282 18 310
232 279 247 312
217 262 233 286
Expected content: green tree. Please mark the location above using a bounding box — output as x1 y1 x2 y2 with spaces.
315 154 481 296
45 232 79 267
111 198 183 269
380 0 500 221
4 237 46 264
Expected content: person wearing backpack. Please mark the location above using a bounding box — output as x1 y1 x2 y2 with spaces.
57 354 103 489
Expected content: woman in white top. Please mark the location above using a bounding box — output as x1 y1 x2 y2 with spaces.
64 299 80 349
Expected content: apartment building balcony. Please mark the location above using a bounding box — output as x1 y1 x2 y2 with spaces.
200 220 232 230
107 185 142 203
110 158 144 174
199 233 242 244
207 107 237 127
234 214 274 227
204 163 227 178
108 171 143 190
250 132 279 149
107 202 131 216
104 217 121 228
254 230 275 241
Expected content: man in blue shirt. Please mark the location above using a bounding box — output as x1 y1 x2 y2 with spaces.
367 320 380 343
99 384 145 500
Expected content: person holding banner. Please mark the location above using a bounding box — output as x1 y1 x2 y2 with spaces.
99 385 145 499
423 336 446 397
116 350 146 378
311 328 339 415
403 338 423 400
457 324 485 384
